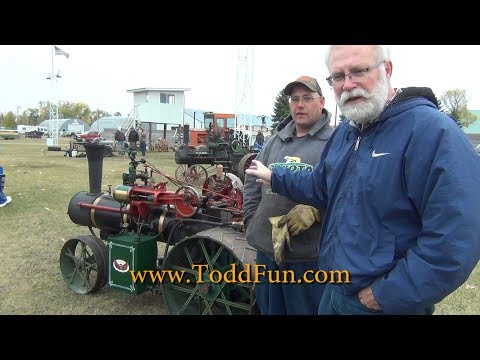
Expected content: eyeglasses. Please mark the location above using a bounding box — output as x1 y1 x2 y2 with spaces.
288 95 322 104
325 61 385 87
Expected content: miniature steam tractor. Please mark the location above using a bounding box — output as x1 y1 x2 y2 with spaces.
61 143 258 315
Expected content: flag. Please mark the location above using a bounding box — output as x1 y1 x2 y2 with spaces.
54 46 69 59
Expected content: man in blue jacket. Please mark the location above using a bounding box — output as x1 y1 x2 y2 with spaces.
245 45 480 315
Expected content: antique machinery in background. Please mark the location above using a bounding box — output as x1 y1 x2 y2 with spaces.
61 143 257 315
174 112 258 185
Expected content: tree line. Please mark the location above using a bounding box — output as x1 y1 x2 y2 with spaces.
0 101 121 129
270 89 477 131
2 89 476 132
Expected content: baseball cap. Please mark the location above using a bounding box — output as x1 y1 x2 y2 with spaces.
283 76 322 96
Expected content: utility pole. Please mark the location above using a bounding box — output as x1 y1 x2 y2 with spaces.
235 45 255 147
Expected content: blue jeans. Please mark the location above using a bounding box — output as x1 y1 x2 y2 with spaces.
117 141 125 154
318 283 435 315
254 252 325 315
140 142 146 156
0 166 7 204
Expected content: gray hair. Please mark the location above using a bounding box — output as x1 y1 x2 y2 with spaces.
324 45 391 70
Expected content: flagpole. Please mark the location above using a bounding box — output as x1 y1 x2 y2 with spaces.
49 46 54 141
51 45 54 81
49 45 59 146
47 46 68 146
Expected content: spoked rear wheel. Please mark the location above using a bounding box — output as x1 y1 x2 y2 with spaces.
162 228 257 315
175 164 189 182
187 165 208 186
175 164 208 186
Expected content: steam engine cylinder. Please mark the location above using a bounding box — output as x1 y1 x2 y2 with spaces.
68 191 180 239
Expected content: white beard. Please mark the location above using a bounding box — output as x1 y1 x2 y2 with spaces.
336 71 390 125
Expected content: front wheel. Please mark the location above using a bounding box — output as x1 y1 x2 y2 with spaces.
104 146 113 157
59 235 108 294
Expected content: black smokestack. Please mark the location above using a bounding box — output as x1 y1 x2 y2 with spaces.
183 125 189 145
83 143 106 195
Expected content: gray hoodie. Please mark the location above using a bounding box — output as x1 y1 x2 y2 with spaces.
243 109 334 262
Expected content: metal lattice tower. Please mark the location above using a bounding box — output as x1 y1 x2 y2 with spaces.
48 100 59 146
235 46 255 146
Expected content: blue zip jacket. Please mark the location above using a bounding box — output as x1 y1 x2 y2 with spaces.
271 88 480 314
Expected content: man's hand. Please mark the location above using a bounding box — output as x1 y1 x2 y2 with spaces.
277 205 322 237
358 286 381 311
245 160 272 186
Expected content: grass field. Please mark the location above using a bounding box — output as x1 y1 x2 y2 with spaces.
0 138 178 315
0 138 478 315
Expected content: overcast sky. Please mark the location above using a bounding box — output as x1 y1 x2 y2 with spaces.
1 45 480 124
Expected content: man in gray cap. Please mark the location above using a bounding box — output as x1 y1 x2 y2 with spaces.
243 76 334 315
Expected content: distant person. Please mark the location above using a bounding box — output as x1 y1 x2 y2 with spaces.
175 126 184 144
114 127 126 155
245 45 480 315
254 130 265 150
0 166 12 208
139 127 147 156
128 127 139 151
227 128 235 141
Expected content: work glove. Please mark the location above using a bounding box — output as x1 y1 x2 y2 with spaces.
269 216 292 266
277 205 322 237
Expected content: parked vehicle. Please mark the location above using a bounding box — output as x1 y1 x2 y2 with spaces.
0 129 20 140
74 130 101 142
60 129 75 137
24 130 45 139
17 125 47 137
69 138 116 157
